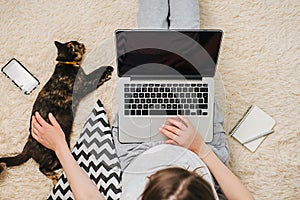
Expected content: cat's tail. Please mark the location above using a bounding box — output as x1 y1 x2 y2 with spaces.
0 148 30 172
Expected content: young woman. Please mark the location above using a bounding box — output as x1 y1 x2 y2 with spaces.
31 108 253 200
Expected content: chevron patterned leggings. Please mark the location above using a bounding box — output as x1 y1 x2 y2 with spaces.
48 100 122 200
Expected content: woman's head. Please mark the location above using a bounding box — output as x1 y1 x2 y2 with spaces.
141 167 214 200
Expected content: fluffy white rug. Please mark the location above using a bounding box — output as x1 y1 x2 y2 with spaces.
0 0 299 199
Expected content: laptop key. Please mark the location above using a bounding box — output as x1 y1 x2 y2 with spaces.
196 104 208 109
185 110 190 115
142 110 148 115
150 110 177 115
200 88 208 92
125 110 129 115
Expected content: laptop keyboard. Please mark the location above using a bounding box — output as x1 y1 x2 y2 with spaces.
123 83 209 116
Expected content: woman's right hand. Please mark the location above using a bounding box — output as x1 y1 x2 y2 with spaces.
31 112 67 153
159 115 205 155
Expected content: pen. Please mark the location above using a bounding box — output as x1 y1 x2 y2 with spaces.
242 129 274 144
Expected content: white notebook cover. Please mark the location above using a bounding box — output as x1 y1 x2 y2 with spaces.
230 105 276 152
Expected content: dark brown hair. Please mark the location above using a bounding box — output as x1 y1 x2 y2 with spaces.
141 167 215 200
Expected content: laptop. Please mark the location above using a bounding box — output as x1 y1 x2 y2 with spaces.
115 29 223 143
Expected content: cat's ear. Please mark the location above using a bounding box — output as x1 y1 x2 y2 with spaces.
54 41 63 49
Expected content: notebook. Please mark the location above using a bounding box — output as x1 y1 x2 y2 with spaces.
230 105 276 152
116 29 223 143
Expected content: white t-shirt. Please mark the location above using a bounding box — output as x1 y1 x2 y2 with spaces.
121 144 218 199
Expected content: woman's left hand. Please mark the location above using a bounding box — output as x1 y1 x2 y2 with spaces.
31 112 67 153
159 115 204 155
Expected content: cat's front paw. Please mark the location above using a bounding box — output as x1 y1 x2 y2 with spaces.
98 66 114 86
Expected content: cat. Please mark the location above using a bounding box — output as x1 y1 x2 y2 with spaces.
0 41 113 182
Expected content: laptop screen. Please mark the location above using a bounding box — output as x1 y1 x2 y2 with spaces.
116 30 222 78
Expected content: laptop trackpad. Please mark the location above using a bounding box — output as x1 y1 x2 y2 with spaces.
150 117 168 142
119 117 151 143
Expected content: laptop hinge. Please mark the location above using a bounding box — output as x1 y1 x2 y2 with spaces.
130 76 202 81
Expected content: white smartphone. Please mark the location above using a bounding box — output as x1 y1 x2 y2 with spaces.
1 58 39 95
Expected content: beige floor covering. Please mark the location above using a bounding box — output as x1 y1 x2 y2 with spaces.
0 0 299 199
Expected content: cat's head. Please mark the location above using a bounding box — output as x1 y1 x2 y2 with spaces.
55 41 86 62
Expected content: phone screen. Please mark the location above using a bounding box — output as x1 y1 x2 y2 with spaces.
1 58 39 95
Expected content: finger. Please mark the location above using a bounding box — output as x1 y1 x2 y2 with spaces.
167 118 187 130
166 139 179 146
31 116 43 132
159 127 178 141
48 113 60 127
177 115 191 127
31 126 40 141
34 112 50 127
161 124 180 135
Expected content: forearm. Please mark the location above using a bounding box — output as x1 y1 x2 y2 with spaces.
31 112 105 199
55 143 105 200
202 151 253 200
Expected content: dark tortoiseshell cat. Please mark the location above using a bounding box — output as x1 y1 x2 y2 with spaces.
0 41 113 182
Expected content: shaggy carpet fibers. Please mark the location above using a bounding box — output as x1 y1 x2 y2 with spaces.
0 0 299 199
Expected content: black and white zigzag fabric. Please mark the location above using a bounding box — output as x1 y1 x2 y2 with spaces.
48 99 122 200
